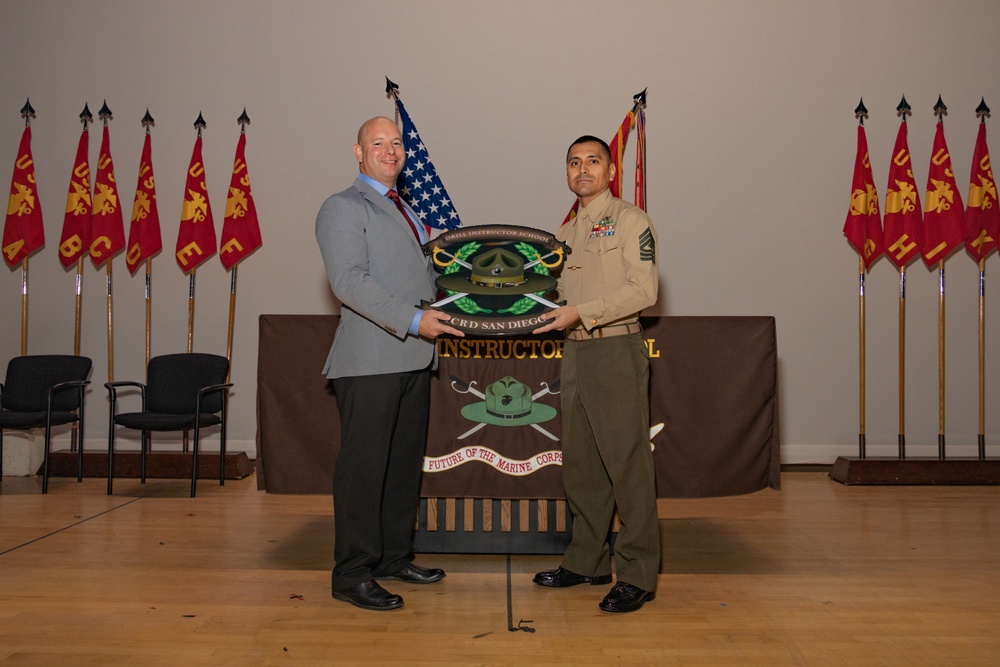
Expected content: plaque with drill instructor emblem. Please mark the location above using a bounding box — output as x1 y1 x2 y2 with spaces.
423 225 571 336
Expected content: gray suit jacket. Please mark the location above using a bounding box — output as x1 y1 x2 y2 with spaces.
315 177 437 379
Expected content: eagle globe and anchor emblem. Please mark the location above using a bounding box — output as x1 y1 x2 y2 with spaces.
422 224 572 336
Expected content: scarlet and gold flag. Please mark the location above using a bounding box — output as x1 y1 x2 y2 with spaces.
2 126 44 267
219 133 262 269
89 125 125 267
842 125 883 268
125 133 162 274
882 121 923 268
964 122 998 262
175 135 216 273
58 128 92 268
921 121 966 266
562 108 635 224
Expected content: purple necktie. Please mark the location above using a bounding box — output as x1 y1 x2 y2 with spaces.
386 189 421 243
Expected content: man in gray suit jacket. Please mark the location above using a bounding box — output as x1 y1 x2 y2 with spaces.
316 116 462 611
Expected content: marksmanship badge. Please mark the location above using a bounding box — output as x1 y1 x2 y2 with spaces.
423 225 570 336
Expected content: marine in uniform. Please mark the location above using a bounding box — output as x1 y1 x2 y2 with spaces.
533 135 660 613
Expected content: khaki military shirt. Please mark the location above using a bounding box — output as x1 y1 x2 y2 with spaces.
555 188 659 333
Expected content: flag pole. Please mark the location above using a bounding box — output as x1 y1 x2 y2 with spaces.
978 258 986 460
633 88 647 212
850 99 872 459
898 267 906 458
17 101 35 355
140 110 156 369
887 96 916 460
71 104 92 360
931 97 951 461
20 258 28 355
227 267 237 370
185 115 207 355
972 98 993 461
97 102 117 382
224 110 252 379
937 260 945 460
858 253 866 458
145 258 152 366
106 260 115 381
187 269 196 353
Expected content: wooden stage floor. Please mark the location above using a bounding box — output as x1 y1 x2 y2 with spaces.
1 472 998 666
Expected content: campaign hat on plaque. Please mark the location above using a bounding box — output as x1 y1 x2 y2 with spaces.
435 247 556 296
423 224 571 336
460 376 557 427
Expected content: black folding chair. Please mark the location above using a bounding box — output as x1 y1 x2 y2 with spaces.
0 355 92 493
106 353 231 497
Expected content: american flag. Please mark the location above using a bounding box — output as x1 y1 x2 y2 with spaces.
395 98 462 231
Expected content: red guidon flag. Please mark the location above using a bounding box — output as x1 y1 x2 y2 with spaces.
883 121 923 268
58 128 92 268
921 122 966 266
2 126 44 267
89 125 125 267
562 108 635 224
219 133 262 269
175 136 216 273
125 133 162 274
842 125 883 268
964 122 999 262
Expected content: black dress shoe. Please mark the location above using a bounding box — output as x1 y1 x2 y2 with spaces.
332 580 404 611
533 566 613 588
376 562 445 584
599 581 655 613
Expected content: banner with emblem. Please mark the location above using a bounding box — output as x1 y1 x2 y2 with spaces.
58 127 92 268
921 121 966 266
125 132 162 274
843 124 883 269
89 125 125 268
883 120 923 268
965 121 998 262
219 132 262 269
175 135 216 273
2 126 44 267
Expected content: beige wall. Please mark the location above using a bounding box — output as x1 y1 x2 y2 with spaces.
2 0 999 464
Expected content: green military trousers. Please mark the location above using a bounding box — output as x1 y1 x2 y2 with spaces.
559 332 661 592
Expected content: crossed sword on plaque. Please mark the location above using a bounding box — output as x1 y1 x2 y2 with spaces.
450 375 560 441
429 249 563 310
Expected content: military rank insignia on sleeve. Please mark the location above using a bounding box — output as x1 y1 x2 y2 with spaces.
639 227 656 263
